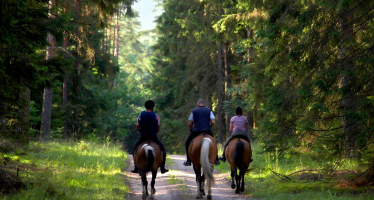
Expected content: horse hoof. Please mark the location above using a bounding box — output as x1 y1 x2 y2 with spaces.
200 189 205 196
231 184 236 189
235 190 240 194
240 187 244 192
152 188 156 195
207 194 212 200
142 194 147 199
196 196 202 199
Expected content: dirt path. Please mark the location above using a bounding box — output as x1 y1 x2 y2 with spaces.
124 155 253 200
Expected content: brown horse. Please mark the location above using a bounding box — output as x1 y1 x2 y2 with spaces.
189 134 218 199
225 138 252 194
134 141 163 199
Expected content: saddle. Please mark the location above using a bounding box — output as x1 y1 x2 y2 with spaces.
188 130 212 148
135 139 153 154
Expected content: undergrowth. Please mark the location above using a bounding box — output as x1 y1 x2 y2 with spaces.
216 143 374 200
0 140 128 200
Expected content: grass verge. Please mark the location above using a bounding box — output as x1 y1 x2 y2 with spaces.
215 143 374 200
1 140 128 200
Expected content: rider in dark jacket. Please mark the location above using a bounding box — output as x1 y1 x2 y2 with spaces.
131 100 169 174
183 99 220 166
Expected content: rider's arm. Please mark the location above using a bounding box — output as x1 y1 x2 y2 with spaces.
229 122 233 133
136 114 141 132
189 121 194 129
156 114 161 132
210 111 215 127
210 119 215 127
136 124 140 132
188 112 194 130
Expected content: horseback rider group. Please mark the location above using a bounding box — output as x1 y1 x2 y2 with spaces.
131 99 252 173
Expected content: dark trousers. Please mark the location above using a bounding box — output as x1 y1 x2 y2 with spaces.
132 135 167 167
185 130 213 161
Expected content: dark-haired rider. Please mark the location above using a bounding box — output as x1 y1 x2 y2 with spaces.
131 100 169 174
219 106 252 163
183 99 220 166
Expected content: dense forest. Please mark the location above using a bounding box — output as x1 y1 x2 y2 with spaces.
152 0 374 178
1 0 374 198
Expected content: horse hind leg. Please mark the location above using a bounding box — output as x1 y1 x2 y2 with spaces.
149 170 157 199
231 167 236 189
206 172 212 200
141 174 149 199
235 170 241 194
240 170 245 192
194 166 203 199
200 172 205 196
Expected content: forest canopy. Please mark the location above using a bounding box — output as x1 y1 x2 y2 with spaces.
1 0 374 194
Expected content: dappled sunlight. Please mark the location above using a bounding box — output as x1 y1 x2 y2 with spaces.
2 141 130 200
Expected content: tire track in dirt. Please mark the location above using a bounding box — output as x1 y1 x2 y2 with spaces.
124 155 253 200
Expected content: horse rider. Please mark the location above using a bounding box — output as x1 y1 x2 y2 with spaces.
131 100 169 174
183 99 220 166
219 106 252 162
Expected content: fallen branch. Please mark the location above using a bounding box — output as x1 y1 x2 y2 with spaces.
288 169 320 176
354 164 374 180
269 168 294 182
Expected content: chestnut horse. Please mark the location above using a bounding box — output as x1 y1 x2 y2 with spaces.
189 134 218 200
134 141 163 199
225 138 252 194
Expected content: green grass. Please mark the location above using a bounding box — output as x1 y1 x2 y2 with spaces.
215 143 374 200
1 140 129 200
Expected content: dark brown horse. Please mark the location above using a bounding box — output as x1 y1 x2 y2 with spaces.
134 141 163 199
225 138 252 194
189 134 218 199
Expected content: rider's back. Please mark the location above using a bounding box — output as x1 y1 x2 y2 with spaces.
192 106 211 132
139 111 158 137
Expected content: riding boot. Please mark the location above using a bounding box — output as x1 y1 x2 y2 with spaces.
160 152 169 174
131 153 138 173
219 145 228 162
215 156 221 165
183 151 192 166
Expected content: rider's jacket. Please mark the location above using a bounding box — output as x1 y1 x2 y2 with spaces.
139 111 159 137
192 106 211 132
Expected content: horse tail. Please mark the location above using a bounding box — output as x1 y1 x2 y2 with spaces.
200 137 215 184
234 140 244 168
143 145 155 172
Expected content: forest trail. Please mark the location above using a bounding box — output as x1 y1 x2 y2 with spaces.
124 155 253 200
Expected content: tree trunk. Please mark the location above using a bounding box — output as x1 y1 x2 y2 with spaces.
73 0 80 125
0 103 7 125
63 2 69 139
63 35 68 139
17 88 30 147
112 15 116 56
103 27 107 52
217 1 224 143
246 27 254 140
224 40 232 139
339 12 357 158
116 11 119 62
40 0 55 141
108 16 112 54
40 88 53 141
